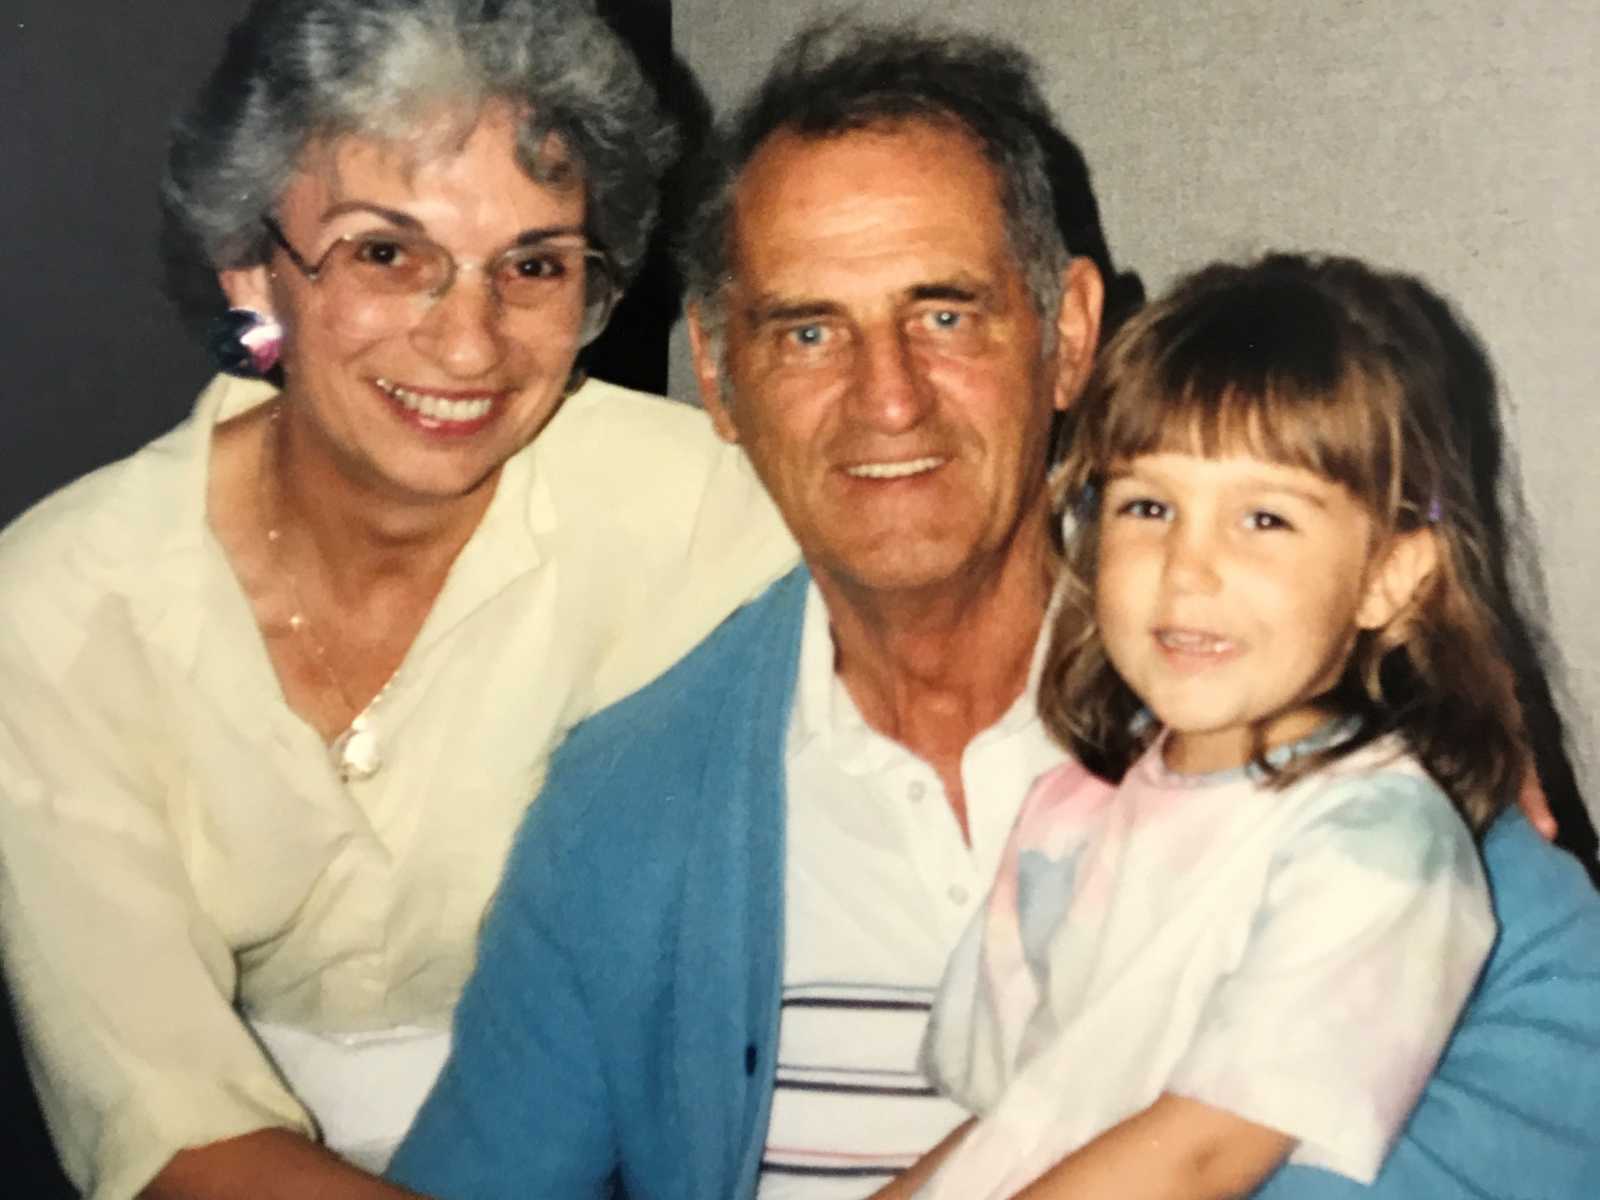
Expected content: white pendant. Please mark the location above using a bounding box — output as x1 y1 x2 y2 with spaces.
332 713 383 782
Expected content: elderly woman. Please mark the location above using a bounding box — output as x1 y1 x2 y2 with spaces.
0 1 794 1197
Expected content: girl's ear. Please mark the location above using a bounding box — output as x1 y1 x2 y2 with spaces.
1357 528 1439 631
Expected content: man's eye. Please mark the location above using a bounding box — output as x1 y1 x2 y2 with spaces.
786 323 828 348
915 307 979 337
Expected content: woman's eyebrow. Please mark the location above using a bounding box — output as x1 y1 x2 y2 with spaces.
511 225 589 246
318 201 423 228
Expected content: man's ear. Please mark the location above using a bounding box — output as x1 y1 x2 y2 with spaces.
218 264 275 316
1357 527 1440 631
688 302 740 444
1052 256 1104 413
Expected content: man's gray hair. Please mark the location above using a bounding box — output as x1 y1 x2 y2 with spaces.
163 0 676 329
677 19 1076 340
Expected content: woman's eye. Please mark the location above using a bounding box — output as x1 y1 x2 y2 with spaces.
352 239 408 268
511 253 565 280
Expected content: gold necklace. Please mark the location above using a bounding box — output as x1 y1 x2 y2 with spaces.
260 401 394 782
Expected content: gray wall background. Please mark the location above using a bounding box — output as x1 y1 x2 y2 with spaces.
671 0 1600 824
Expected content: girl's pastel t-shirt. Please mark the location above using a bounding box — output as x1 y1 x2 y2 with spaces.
920 735 1494 1199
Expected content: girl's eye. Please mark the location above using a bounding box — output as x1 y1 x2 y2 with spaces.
1116 498 1169 520
1245 510 1293 531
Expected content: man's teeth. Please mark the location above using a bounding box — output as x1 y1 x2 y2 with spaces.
1158 630 1231 654
376 379 494 423
845 456 943 480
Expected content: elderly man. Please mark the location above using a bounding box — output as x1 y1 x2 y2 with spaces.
390 22 1600 1200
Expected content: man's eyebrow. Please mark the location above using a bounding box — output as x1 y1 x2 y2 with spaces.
741 297 844 326
907 280 987 304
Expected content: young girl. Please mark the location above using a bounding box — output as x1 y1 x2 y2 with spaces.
889 254 1526 1200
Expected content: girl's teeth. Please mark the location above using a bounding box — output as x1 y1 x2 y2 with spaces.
1159 630 1229 653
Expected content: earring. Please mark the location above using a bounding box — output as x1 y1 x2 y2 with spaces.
209 308 284 379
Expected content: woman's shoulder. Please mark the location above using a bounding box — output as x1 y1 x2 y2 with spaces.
0 414 207 623
536 376 727 475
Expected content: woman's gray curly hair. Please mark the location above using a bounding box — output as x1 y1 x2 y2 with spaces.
162 0 676 329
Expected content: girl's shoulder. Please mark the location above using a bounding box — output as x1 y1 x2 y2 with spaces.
1011 758 1118 845
1275 737 1483 886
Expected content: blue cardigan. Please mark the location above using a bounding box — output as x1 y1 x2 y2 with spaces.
391 568 1600 1198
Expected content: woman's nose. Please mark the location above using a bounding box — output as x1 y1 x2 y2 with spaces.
409 276 509 378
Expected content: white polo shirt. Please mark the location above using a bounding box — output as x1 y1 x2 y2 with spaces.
758 583 1064 1198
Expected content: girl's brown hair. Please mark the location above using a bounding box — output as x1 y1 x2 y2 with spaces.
1041 253 1524 832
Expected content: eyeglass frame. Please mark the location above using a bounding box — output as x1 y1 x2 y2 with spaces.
258 215 619 339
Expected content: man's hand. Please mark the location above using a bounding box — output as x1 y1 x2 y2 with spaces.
1518 768 1558 841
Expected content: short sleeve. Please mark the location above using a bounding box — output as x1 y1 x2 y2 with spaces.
1169 770 1494 1184
0 606 310 1199
1252 811 1600 1199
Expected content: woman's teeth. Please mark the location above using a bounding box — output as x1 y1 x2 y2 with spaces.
376 378 494 423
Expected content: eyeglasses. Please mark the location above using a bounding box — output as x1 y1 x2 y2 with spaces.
260 216 618 341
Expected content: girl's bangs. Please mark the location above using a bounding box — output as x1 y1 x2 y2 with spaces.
1087 291 1399 505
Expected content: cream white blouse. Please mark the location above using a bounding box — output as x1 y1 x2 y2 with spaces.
0 373 797 1199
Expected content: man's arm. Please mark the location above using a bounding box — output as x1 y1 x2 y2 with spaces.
386 808 619 1199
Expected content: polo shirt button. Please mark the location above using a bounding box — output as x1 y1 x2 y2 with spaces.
908 781 926 803
947 884 969 905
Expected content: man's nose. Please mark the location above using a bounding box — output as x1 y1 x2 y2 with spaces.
849 326 933 432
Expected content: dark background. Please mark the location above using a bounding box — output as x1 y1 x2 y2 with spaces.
1 1 672 1191
0 0 676 531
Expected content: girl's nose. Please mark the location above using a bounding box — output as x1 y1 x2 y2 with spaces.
1161 522 1223 595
